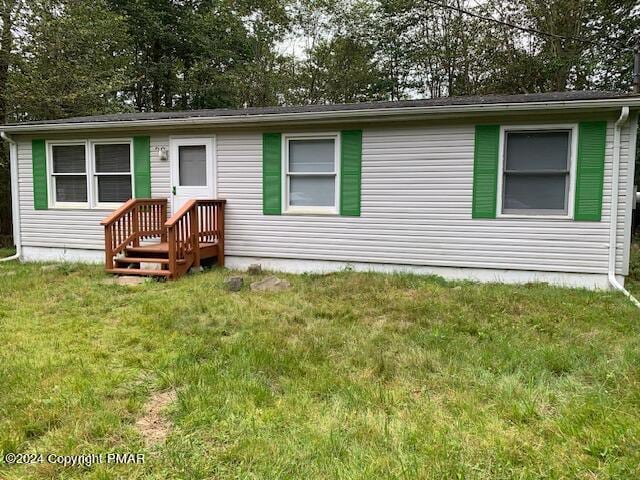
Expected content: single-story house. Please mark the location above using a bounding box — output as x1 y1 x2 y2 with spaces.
1 91 638 291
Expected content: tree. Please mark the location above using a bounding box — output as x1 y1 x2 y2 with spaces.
0 0 21 242
8 0 132 121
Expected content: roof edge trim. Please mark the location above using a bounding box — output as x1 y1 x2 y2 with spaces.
3 97 640 133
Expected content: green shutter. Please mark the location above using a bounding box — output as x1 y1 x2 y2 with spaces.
32 139 48 210
340 130 362 216
472 125 500 219
574 121 606 221
133 136 151 198
263 133 282 215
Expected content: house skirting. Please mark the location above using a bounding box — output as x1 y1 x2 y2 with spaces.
20 246 623 291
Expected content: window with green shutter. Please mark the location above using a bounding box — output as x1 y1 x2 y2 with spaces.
33 136 149 209
472 122 606 221
262 130 363 216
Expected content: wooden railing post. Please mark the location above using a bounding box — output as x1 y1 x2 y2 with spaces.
167 227 177 278
218 201 225 267
191 203 201 268
161 201 168 242
104 224 114 270
132 205 140 247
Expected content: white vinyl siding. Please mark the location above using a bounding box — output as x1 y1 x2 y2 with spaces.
14 114 636 276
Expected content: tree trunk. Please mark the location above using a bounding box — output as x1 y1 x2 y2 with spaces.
0 1 15 241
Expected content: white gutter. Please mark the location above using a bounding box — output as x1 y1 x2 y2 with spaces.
609 107 640 308
0 131 21 262
3 97 640 133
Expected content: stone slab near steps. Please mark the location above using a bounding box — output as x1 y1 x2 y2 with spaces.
102 276 148 286
250 276 291 292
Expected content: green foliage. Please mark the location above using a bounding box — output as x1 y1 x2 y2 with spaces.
8 0 133 120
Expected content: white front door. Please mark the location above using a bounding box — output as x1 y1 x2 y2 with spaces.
170 136 215 212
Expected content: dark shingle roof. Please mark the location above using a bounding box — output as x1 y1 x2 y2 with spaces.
5 90 639 127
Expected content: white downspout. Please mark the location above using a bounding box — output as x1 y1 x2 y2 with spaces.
609 107 640 308
0 131 21 262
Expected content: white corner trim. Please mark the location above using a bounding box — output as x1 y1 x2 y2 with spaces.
225 256 620 291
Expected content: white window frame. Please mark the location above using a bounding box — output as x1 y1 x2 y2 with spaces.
496 124 578 220
46 138 135 209
47 140 90 209
282 132 340 215
91 139 135 209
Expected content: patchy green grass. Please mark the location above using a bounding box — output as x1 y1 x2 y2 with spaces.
0 261 639 479
627 239 640 298
0 247 16 258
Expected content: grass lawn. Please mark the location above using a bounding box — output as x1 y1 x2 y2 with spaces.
627 240 640 298
1 257 640 479
0 247 16 258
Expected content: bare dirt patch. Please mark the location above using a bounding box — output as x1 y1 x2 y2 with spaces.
135 390 177 447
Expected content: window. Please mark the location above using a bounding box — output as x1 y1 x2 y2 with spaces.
178 145 207 186
285 135 338 213
93 143 132 204
500 128 574 216
48 139 134 208
50 144 88 205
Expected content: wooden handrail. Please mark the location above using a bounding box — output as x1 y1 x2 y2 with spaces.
164 199 226 274
101 198 167 226
164 199 226 228
101 198 168 269
100 198 137 226
164 199 197 228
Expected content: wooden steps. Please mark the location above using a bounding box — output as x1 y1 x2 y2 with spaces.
102 198 225 280
106 267 172 276
114 257 185 265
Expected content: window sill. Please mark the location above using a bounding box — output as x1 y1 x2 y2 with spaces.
283 207 339 216
48 203 90 210
47 203 126 211
497 213 573 220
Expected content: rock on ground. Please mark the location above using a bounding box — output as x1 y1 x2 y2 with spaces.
247 264 262 275
101 276 148 286
225 276 244 292
250 276 291 292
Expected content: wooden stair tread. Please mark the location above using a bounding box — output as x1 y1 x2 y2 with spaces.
126 242 170 253
115 257 187 265
106 267 172 276
126 241 218 254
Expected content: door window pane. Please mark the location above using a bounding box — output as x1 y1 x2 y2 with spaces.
95 144 130 172
505 131 570 171
289 139 335 172
179 145 207 186
503 174 567 212
290 176 335 206
97 176 132 203
52 145 86 173
55 176 87 202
